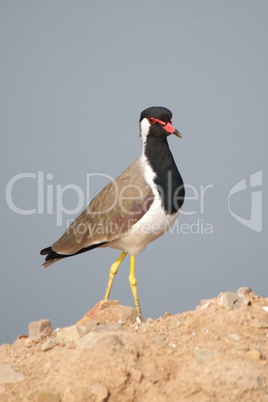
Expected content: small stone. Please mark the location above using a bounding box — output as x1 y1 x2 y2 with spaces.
130 368 143 382
35 388 61 402
88 383 109 402
252 318 268 328
153 336 166 345
25 338 35 348
239 295 251 306
219 292 238 310
18 334 28 339
199 301 211 309
228 333 241 342
76 301 137 336
164 311 171 319
29 319 52 339
136 316 142 325
40 338 59 352
237 287 252 295
236 344 249 352
195 349 216 363
164 315 182 330
150 377 160 384
54 325 79 343
0 364 25 384
0 344 11 361
247 348 263 361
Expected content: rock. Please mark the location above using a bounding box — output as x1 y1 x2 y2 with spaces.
163 315 182 330
88 383 109 402
54 325 79 343
219 291 250 310
76 300 138 336
237 287 252 295
219 292 238 310
150 377 160 384
29 319 52 339
0 344 11 362
252 318 268 328
35 388 61 402
130 368 143 382
195 349 216 363
0 364 25 384
228 333 241 342
40 338 59 352
25 338 35 348
247 348 265 361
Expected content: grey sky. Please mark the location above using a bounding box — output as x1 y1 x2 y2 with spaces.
1 0 267 344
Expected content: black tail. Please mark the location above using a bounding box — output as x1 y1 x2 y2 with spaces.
40 242 108 268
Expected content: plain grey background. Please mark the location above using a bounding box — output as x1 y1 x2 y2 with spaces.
1 1 267 344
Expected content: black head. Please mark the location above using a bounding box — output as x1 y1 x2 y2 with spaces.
139 106 182 139
139 106 172 124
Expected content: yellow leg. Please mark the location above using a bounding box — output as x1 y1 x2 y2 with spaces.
129 255 142 316
104 251 127 300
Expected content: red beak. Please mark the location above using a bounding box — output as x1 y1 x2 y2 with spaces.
163 122 183 138
149 117 182 138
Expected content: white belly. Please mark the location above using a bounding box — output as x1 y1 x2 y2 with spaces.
107 152 182 255
109 195 180 255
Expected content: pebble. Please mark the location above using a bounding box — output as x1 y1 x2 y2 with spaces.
153 336 166 345
29 319 52 339
35 388 61 402
130 368 143 382
40 338 59 352
0 344 11 360
164 312 172 319
54 325 79 343
200 301 211 309
219 292 238 310
0 364 25 384
136 316 142 325
195 349 216 363
237 287 252 295
228 333 241 342
252 318 268 328
165 315 182 330
76 303 137 336
247 348 264 361
88 383 109 402
25 338 35 348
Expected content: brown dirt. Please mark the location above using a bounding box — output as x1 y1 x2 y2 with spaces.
1 288 268 402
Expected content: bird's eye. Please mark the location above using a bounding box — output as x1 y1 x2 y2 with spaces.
148 117 155 125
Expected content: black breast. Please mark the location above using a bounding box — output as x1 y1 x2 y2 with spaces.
145 137 185 214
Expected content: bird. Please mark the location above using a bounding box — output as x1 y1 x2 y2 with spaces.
40 106 185 317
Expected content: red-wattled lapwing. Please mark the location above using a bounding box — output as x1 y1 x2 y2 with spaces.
40 106 185 316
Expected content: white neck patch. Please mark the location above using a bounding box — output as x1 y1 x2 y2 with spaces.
140 118 150 146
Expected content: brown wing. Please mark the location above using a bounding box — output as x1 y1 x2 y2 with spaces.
51 159 154 254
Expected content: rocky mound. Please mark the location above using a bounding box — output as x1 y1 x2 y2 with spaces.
1 288 268 401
